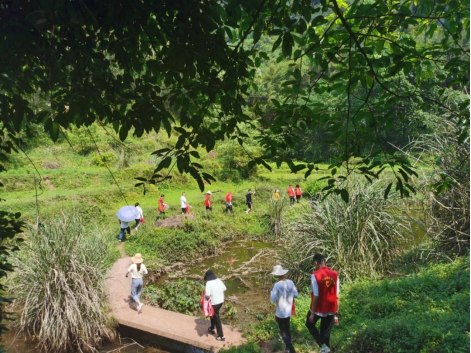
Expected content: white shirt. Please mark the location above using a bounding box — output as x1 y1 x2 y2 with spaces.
136 206 144 218
270 279 299 319
120 221 129 228
205 279 226 305
311 274 340 317
180 195 187 208
127 263 148 279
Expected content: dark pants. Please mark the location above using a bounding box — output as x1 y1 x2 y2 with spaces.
296 195 301 203
305 311 334 348
135 218 141 228
182 208 186 214
210 303 224 337
289 196 295 206
276 317 296 353
118 227 130 241
157 211 165 219
224 204 233 213
205 206 212 211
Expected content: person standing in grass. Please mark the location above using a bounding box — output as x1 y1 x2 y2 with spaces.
126 253 148 313
273 189 280 201
295 184 302 203
287 185 295 206
204 270 227 341
134 202 144 231
270 265 299 353
118 220 130 243
157 194 166 219
204 191 213 211
180 192 188 214
245 189 254 214
305 254 339 353
224 191 233 213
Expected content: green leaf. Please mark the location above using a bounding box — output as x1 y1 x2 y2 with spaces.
384 182 392 200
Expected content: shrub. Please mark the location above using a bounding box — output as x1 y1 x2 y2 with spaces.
143 279 203 315
10 214 115 352
91 151 117 166
283 179 410 283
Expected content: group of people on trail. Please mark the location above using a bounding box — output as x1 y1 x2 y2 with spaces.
118 202 144 242
124 252 338 352
119 185 303 241
287 184 303 206
270 254 339 353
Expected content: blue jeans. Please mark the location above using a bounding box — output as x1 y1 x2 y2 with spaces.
131 278 143 303
119 227 130 240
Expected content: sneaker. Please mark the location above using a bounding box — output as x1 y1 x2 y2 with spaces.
216 336 225 341
320 345 330 353
119 240 122 243
137 303 143 313
208 327 216 334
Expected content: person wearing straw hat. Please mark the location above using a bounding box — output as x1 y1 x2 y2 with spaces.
204 191 213 212
125 253 148 313
270 265 299 353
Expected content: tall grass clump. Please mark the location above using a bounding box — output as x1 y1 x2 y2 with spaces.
283 179 410 283
11 214 115 352
265 196 289 238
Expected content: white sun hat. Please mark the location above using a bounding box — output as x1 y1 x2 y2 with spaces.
206 191 212 194
270 265 289 276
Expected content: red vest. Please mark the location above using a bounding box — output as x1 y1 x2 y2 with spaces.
158 198 165 211
295 187 302 196
225 193 232 202
204 195 212 207
311 267 338 314
287 187 295 196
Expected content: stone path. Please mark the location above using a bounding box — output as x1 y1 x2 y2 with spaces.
105 254 246 352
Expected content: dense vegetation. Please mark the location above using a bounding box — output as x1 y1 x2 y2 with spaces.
0 0 469 351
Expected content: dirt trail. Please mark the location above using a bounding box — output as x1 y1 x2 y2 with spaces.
105 253 246 352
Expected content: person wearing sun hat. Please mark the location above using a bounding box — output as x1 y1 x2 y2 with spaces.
204 269 227 341
270 265 299 353
125 253 148 313
204 191 213 212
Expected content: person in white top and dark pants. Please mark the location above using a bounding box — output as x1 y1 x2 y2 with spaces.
204 270 227 341
126 253 148 313
134 202 144 231
270 265 299 353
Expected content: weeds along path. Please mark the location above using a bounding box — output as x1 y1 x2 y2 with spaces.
105 255 246 351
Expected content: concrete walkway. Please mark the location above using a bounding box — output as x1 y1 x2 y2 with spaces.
105 256 246 352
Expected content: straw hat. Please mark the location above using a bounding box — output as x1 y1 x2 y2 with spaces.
270 265 289 276
206 191 212 195
132 253 144 264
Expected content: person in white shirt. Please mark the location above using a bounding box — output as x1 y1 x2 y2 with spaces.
134 202 144 231
204 270 227 341
118 220 130 242
180 192 188 214
125 253 148 313
270 265 299 353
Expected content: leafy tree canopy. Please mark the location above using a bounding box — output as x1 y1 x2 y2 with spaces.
1 0 469 196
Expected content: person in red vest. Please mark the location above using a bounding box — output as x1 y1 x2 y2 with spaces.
287 184 295 206
157 194 166 219
224 191 233 213
305 254 339 353
204 191 213 212
295 184 302 203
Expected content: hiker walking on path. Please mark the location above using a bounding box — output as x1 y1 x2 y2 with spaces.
270 265 299 353
204 270 227 341
134 202 144 231
295 184 302 203
157 194 167 219
224 191 233 213
305 254 339 353
287 185 295 206
118 220 130 243
180 192 189 214
204 191 213 212
126 253 148 313
245 189 255 214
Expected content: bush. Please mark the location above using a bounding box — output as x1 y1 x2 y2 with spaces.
283 179 410 283
335 255 470 352
143 279 203 315
10 214 115 352
91 151 117 166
